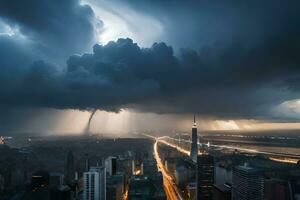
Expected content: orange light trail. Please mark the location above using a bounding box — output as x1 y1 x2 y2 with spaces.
269 156 299 164
122 188 128 200
158 139 190 155
154 140 183 200
163 136 300 164
158 137 204 156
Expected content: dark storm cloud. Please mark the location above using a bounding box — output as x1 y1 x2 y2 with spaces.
0 0 299 120
0 0 100 61
105 0 300 49
0 37 300 119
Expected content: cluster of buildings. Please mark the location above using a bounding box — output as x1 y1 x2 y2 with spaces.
0 137 165 200
1 116 300 200
158 115 300 200
50 149 165 200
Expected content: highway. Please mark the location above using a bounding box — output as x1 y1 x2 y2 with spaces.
154 140 184 200
159 139 190 155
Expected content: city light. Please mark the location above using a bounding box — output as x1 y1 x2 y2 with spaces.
154 140 183 200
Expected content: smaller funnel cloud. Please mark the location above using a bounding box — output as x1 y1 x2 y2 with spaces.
84 110 97 135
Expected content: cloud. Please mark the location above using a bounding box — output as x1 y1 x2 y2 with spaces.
0 37 299 120
0 0 299 122
0 0 101 62
85 0 164 47
111 0 300 49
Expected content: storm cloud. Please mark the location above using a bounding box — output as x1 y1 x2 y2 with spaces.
0 0 100 63
99 0 300 49
0 37 299 119
0 0 299 121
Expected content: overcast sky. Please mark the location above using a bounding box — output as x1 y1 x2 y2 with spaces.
0 0 300 134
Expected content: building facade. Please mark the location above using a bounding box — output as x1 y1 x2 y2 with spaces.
83 166 106 200
65 150 75 185
232 165 264 200
105 156 117 176
212 183 231 200
190 115 198 163
197 155 214 200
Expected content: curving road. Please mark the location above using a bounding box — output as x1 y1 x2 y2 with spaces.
153 140 183 200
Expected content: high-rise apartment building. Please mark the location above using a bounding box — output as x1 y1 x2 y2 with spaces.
232 164 264 200
83 166 106 200
196 155 214 200
105 156 117 176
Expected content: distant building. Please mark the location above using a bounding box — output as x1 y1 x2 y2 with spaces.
83 166 106 200
175 165 189 187
65 150 75 185
175 159 195 188
152 172 166 200
128 175 166 200
31 170 49 191
212 183 231 200
142 159 157 178
105 156 117 176
131 160 135 175
196 155 214 200
0 174 4 193
165 157 178 175
116 157 133 179
106 174 124 200
11 169 24 189
187 182 197 200
49 172 64 189
152 172 163 186
50 185 73 200
264 179 291 200
232 164 264 200
290 179 300 200
190 115 198 163
128 176 153 200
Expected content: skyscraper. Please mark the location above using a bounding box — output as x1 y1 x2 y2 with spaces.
65 150 75 185
196 155 214 200
105 156 117 176
83 166 106 200
232 164 264 200
190 114 198 163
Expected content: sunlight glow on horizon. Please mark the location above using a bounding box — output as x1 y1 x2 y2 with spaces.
19 108 300 135
51 109 300 135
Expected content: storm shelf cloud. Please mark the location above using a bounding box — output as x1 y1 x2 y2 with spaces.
0 37 299 119
0 0 300 125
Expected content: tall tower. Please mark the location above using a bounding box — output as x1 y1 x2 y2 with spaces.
190 114 198 163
